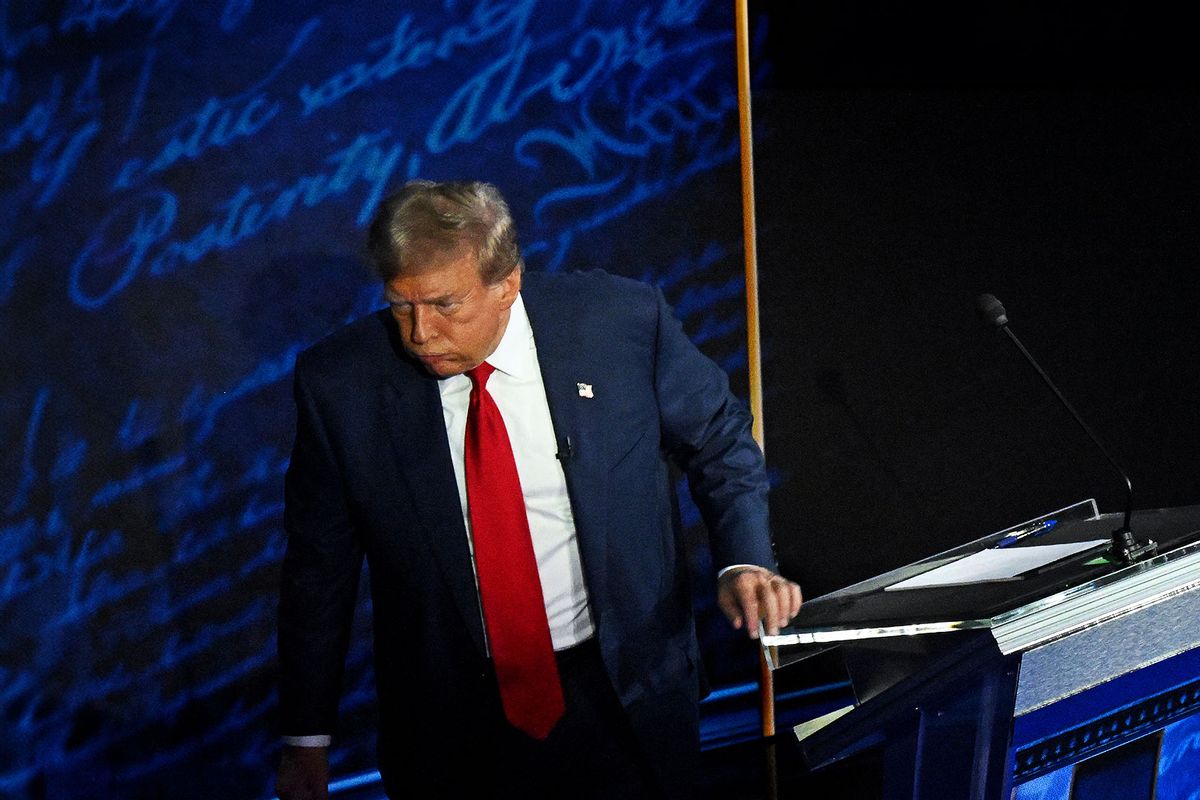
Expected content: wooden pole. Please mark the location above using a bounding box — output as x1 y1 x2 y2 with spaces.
735 0 764 451
733 0 776 745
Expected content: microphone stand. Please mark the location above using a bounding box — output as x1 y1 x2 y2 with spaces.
980 295 1157 563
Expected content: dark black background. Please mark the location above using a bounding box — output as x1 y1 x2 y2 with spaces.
752 2 1200 597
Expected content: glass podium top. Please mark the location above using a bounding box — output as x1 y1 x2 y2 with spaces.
763 500 1200 670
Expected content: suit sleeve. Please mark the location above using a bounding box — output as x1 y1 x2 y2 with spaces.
277 354 364 737
650 287 777 573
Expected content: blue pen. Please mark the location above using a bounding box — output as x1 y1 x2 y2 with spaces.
994 519 1058 548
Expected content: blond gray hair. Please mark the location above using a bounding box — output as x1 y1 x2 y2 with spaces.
366 180 524 284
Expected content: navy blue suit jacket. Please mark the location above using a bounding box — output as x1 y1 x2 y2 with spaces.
278 270 775 788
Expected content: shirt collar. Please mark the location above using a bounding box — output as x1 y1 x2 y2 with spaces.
483 292 535 380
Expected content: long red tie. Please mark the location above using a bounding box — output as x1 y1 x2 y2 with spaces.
464 361 565 739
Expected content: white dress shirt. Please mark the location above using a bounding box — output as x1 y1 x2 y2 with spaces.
438 293 595 652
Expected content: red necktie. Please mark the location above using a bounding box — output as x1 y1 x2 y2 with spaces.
464 361 565 739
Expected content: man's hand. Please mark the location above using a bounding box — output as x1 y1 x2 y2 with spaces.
276 745 330 800
717 567 803 639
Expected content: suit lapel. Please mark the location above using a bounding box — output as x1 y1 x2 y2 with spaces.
379 357 487 656
523 282 612 612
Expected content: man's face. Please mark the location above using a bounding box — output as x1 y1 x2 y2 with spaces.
384 250 520 378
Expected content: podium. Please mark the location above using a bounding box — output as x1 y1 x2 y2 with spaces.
764 500 1200 798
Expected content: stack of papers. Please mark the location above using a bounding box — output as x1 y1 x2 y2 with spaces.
885 540 1109 591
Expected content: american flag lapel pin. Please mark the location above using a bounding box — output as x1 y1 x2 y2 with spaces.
576 382 594 398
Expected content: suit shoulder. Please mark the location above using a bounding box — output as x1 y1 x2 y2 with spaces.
523 269 659 314
295 309 395 381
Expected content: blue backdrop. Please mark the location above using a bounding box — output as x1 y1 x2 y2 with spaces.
0 2 756 796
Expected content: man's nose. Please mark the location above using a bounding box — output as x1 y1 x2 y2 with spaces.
409 306 435 344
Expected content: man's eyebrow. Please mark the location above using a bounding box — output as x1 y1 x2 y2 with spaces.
385 291 461 305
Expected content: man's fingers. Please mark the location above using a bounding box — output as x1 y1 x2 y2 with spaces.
788 581 804 618
718 569 803 639
735 580 760 636
765 576 803 633
755 578 781 636
717 585 746 629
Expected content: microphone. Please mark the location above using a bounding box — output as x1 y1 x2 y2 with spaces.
555 436 573 462
975 294 1156 564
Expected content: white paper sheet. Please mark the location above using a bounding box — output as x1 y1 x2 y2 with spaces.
884 540 1109 591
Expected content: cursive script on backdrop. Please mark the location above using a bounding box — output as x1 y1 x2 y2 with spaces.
0 1 751 796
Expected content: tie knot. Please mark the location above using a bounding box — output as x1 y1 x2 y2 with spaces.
466 361 496 388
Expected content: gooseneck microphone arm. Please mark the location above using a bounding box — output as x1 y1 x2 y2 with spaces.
976 294 1155 563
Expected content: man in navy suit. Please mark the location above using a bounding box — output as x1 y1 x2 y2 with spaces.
275 181 801 799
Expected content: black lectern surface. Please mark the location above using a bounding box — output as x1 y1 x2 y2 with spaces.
765 500 1200 660
764 500 1200 800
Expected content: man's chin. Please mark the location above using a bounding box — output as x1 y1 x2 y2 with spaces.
412 354 462 377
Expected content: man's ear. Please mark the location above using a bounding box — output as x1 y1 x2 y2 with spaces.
497 268 521 309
